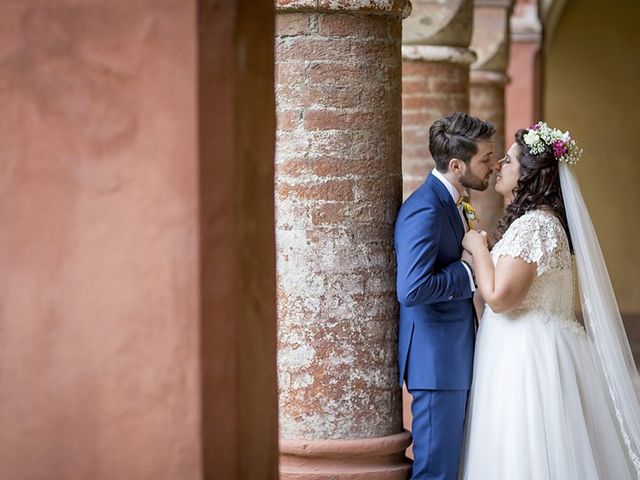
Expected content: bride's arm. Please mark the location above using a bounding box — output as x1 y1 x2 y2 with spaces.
463 231 536 314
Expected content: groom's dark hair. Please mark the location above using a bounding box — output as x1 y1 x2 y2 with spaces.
429 112 495 172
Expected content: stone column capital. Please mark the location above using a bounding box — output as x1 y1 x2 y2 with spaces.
275 0 412 18
402 45 476 64
403 0 473 48
474 0 513 7
510 0 542 43
470 0 515 72
471 69 509 85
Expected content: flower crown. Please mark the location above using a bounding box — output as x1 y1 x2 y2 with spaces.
523 121 582 165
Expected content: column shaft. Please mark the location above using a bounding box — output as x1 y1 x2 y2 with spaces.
275 3 411 478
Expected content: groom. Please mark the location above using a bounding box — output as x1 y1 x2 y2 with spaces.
395 112 496 480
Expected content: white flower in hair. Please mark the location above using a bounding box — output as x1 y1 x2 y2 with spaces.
523 131 540 147
524 121 583 165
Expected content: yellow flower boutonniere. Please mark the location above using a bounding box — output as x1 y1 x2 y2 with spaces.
461 201 478 229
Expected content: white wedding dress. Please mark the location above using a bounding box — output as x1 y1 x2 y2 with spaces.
459 210 638 479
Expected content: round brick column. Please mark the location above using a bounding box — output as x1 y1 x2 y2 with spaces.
469 0 515 234
401 0 475 198
275 1 412 478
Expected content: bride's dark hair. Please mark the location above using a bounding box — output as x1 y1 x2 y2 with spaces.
494 129 573 251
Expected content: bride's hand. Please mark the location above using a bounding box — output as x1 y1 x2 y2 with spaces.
462 230 488 254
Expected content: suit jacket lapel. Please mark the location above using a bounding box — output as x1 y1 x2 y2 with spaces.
425 173 465 242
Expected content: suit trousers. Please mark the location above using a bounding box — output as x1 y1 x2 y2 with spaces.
408 389 469 480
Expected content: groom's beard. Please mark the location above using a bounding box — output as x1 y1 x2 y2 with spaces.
460 171 490 191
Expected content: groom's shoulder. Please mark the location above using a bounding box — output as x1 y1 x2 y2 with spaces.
398 182 439 218
403 180 438 207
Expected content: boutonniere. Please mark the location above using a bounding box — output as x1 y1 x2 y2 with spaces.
461 200 478 228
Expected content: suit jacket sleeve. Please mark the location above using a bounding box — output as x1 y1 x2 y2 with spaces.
395 201 473 307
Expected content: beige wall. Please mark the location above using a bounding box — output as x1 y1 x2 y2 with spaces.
544 0 640 313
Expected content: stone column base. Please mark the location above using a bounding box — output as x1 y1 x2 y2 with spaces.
280 431 412 479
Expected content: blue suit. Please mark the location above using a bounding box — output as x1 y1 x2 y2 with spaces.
394 172 476 480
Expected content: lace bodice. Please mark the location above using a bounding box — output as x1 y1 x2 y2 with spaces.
489 210 584 334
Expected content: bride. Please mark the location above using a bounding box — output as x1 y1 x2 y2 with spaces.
458 122 640 479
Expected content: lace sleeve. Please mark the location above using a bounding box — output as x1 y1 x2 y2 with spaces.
493 211 567 276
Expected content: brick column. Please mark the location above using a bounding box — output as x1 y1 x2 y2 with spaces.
275 1 412 478
469 0 515 234
401 0 476 198
506 0 542 140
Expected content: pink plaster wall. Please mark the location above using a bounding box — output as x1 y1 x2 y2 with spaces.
505 41 541 142
0 2 201 479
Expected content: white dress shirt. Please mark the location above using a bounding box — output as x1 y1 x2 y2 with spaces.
431 169 476 292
